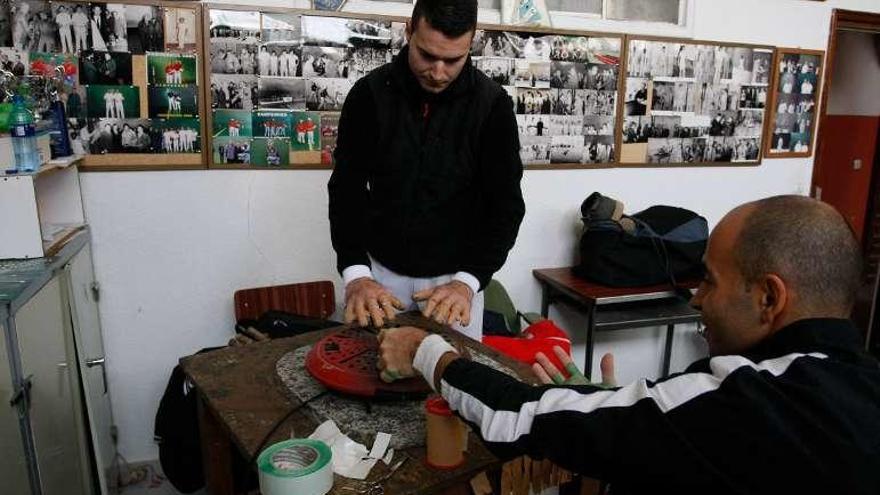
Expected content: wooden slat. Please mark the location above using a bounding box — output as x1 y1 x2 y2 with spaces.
233 280 335 321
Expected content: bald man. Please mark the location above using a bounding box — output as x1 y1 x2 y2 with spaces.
378 195 880 494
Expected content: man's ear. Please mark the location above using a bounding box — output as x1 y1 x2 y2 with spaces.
759 274 787 326
405 20 412 42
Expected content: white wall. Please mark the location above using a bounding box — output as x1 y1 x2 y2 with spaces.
827 30 880 116
81 0 880 462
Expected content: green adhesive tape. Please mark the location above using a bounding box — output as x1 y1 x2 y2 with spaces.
257 439 334 495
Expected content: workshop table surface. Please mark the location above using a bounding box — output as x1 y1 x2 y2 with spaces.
180 313 538 495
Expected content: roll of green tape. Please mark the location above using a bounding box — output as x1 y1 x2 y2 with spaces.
257 439 334 495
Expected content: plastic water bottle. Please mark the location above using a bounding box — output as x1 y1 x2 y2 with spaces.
10 94 39 173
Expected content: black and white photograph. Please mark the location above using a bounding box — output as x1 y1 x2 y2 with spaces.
519 135 551 165
708 111 737 137
549 115 585 136
258 76 306 110
301 46 345 77
211 41 257 74
627 40 652 78
713 46 734 83
751 49 772 85
553 89 576 115
84 3 128 53
550 61 585 89
52 3 78 53
622 115 679 144
0 0 12 48
68 118 90 155
390 22 405 55
80 50 132 85
698 82 739 114
0 47 27 75
261 13 302 44
549 35 594 63
258 45 301 77
475 57 514 86
582 135 614 164
85 118 154 153
514 60 550 88
728 47 754 85
148 85 198 118
583 115 614 136
584 64 618 91
734 109 764 137
624 78 648 116
515 88 553 114
306 77 352 111
125 5 164 54
516 114 550 137
731 137 760 161
647 138 683 164
341 47 389 79
164 7 197 53
583 90 616 116
739 85 767 109
211 74 258 110
550 135 585 163
11 0 51 52
471 30 520 58
301 16 391 48
209 9 260 43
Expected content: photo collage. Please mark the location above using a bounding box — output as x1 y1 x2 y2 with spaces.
621 39 772 164
209 10 394 167
0 1 201 155
767 51 821 156
470 31 621 166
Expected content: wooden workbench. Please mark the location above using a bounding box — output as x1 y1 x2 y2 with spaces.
180 313 538 495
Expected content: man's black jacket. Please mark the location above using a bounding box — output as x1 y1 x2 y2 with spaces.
328 46 525 290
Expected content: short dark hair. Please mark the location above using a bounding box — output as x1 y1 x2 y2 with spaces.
735 195 863 314
411 0 478 38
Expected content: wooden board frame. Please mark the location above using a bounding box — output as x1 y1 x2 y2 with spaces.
617 34 775 168
202 3 625 170
762 47 825 159
64 0 208 172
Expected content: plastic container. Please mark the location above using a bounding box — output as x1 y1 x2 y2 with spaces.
10 94 39 172
425 396 466 469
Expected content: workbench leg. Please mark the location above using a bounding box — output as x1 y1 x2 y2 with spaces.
662 324 675 377
584 306 596 380
541 285 550 318
198 397 236 495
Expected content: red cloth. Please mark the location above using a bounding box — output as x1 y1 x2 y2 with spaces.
482 320 571 371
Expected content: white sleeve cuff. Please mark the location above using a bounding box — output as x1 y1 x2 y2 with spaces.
453 272 480 296
342 265 373 287
413 334 458 392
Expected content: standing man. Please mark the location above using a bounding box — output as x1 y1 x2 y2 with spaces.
56 6 73 53
328 0 525 339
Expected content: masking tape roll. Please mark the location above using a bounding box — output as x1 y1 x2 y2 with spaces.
258 439 334 495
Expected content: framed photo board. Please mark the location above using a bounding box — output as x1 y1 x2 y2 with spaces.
618 36 774 166
764 48 824 158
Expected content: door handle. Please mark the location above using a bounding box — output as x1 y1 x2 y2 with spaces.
86 357 108 394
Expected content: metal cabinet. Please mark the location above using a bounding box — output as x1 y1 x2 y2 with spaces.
1 230 115 495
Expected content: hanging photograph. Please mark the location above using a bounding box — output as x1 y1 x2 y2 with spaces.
470 30 520 58
148 85 198 118
340 47 390 79
619 38 770 166
312 0 346 12
518 34 552 61
86 85 140 119
147 52 197 86
291 111 320 151
0 47 28 75
253 110 292 138
320 112 339 165
211 41 258 75
154 118 200 153
213 109 252 137
390 22 405 55
475 57 514 86
80 51 132 85
251 138 289 166
29 52 78 88
519 136 551 165
85 3 128 52
11 0 51 51
125 5 164 54
258 45 301 77
211 74 258 110
765 48 824 157
164 7 197 53
85 118 153 153
258 76 306 110
305 78 352 111
301 16 391 48
262 13 301 44
0 0 11 47
209 9 260 43
63 85 86 119
214 136 252 164
51 2 78 53
301 46 346 77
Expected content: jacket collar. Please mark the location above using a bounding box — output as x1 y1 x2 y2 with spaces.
742 318 864 363
390 44 475 102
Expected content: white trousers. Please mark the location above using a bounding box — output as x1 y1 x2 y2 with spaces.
371 258 483 341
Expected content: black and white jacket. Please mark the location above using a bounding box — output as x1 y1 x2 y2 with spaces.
415 318 880 494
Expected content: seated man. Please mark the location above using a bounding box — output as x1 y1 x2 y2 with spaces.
378 195 880 494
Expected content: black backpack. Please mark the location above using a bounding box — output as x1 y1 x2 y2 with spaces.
154 312 340 493
574 199 708 287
